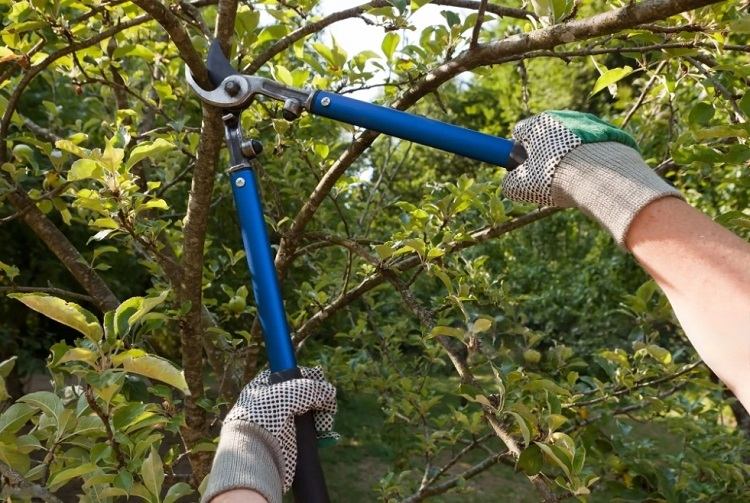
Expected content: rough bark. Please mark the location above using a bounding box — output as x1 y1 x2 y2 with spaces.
5 190 119 312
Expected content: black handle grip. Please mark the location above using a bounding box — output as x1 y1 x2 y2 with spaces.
292 412 330 502
269 368 330 503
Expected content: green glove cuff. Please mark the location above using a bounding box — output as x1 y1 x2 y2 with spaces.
546 110 639 151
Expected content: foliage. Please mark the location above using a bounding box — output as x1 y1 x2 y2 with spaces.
0 0 749 501
0 292 192 501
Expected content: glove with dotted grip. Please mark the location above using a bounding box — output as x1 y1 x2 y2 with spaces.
502 110 683 246
202 367 337 503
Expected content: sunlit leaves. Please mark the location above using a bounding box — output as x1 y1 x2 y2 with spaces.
8 293 102 342
590 65 633 97
381 32 400 60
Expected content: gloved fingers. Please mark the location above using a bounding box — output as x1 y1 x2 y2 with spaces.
501 165 536 204
299 365 327 382
512 115 535 144
248 369 272 387
313 410 336 434
272 378 337 418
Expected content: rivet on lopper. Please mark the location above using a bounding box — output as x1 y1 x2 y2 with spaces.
235 177 246 188
224 79 241 97
320 96 331 107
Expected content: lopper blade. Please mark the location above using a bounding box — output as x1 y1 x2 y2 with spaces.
206 39 239 88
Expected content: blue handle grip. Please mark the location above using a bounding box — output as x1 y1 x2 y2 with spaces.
310 91 519 168
230 167 296 373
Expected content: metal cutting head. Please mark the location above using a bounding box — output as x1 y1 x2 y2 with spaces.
186 40 313 113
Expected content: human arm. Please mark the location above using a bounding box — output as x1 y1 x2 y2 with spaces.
202 367 337 503
211 489 268 503
502 110 750 412
627 197 750 406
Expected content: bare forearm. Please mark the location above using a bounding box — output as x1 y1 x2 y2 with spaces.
627 197 750 409
211 489 268 503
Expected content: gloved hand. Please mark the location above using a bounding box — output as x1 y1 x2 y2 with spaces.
502 110 682 246
202 367 337 503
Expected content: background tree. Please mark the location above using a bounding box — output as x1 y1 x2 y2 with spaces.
0 0 749 501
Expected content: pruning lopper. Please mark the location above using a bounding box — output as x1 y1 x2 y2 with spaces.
186 40 527 503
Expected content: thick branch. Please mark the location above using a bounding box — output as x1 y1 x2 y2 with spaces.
242 0 534 74
3 190 119 312
275 0 720 280
214 0 238 54
132 0 209 87
177 103 222 483
0 460 63 503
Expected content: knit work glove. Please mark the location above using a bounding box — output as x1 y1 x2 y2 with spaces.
202 367 337 503
502 110 682 246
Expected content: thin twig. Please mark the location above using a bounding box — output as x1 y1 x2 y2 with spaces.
469 0 488 49
622 59 667 127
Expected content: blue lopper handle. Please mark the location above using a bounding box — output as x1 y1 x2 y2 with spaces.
309 91 525 169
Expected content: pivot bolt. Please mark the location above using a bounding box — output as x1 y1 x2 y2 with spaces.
224 79 241 97
320 96 331 107
235 177 246 188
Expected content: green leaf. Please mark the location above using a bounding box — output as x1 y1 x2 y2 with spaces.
428 326 464 339
728 16 750 33
114 297 143 337
688 102 715 126
58 347 97 366
535 441 571 477
0 403 35 436
374 244 395 260
119 354 189 395
128 290 169 327
8 293 102 342
507 411 531 447
19 391 64 427
546 413 567 433
590 66 633 97
126 139 174 169
140 199 169 210
739 93 750 118
142 445 164 501
381 32 400 60
0 356 17 378
68 158 102 181
646 344 672 364
273 65 294 86
517 444 543 475
164 482 193 503
693 125 748 140
471 318 492 333
410 0 431 11
0 260 20 280
48 463 99 490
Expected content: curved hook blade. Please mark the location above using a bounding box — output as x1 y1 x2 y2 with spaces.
207 39 239 88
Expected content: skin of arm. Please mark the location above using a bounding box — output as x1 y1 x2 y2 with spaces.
626 197 750 410
211 489 268 503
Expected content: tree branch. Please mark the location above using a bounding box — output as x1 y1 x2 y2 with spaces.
0 460 63 503
132 0 209 87
294 209 560 346
2 189 120 312
401 449 511 503
469 0 488 48
274 0 721 282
